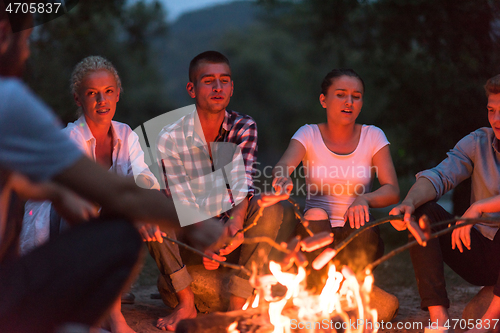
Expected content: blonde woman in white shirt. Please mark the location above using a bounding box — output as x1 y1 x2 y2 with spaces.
21 56 160 333
272 69 399 277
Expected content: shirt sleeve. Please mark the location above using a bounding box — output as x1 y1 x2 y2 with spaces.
416 132 476 200
0 80 82 182
291 125 312 151
231 118 258 199
126 129 160 190
62 125 88 154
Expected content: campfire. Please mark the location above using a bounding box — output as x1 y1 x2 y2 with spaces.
171 198 500 333
175 227 379 333
232 262 378 333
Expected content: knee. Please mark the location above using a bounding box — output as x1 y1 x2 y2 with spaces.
249 195 283 221
304 208 328 221
262 202 284 230
263 201 283 219
414 201 443 220
247 196 283 232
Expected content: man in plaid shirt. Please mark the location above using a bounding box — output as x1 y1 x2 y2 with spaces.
148 51 284 331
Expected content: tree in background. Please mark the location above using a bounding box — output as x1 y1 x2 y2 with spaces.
255 0 500 176
26 0 171 128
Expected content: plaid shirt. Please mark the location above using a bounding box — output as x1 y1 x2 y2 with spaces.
156 108 257 224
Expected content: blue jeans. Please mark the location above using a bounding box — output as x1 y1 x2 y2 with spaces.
147 195 283 299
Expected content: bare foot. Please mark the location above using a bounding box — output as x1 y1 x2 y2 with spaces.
228 295 247 312
156 287 197 331
102 298 136 333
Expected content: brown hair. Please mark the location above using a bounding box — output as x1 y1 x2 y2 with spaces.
188 51 230 82
321 69 365 95
484 74 500 97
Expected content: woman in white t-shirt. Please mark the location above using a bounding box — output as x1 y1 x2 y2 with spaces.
272 69 399 275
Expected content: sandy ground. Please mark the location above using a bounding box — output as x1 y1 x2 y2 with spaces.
120 283 481 333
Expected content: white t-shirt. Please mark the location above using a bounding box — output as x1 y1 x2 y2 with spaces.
292 124 389 227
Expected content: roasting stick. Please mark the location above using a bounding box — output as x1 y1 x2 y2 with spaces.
233 205 264 238
329 215 405 254
241 236 290 253
227 194 286 242
363 217 500 274
220 196 302 248
162 195 293 276
161 197 396 276
162 233 293 277
162 234 252 276
287 197 314 236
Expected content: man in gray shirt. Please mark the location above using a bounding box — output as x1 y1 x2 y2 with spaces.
0 6 223 333
390 75 500 332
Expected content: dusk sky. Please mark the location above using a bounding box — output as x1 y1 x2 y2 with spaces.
159 0 252 21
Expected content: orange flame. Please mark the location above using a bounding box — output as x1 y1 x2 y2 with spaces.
251 261 378 333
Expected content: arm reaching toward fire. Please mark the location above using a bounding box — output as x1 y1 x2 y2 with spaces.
452 194 500 252
272 139 306 195
9 172 98 224
53 156 224 250
217 198 247 256
389 177 437 231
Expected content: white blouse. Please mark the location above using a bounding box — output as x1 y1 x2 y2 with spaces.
20 116 159 254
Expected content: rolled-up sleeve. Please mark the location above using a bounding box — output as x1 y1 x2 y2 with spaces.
235 120 257 199
416 133 476 200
